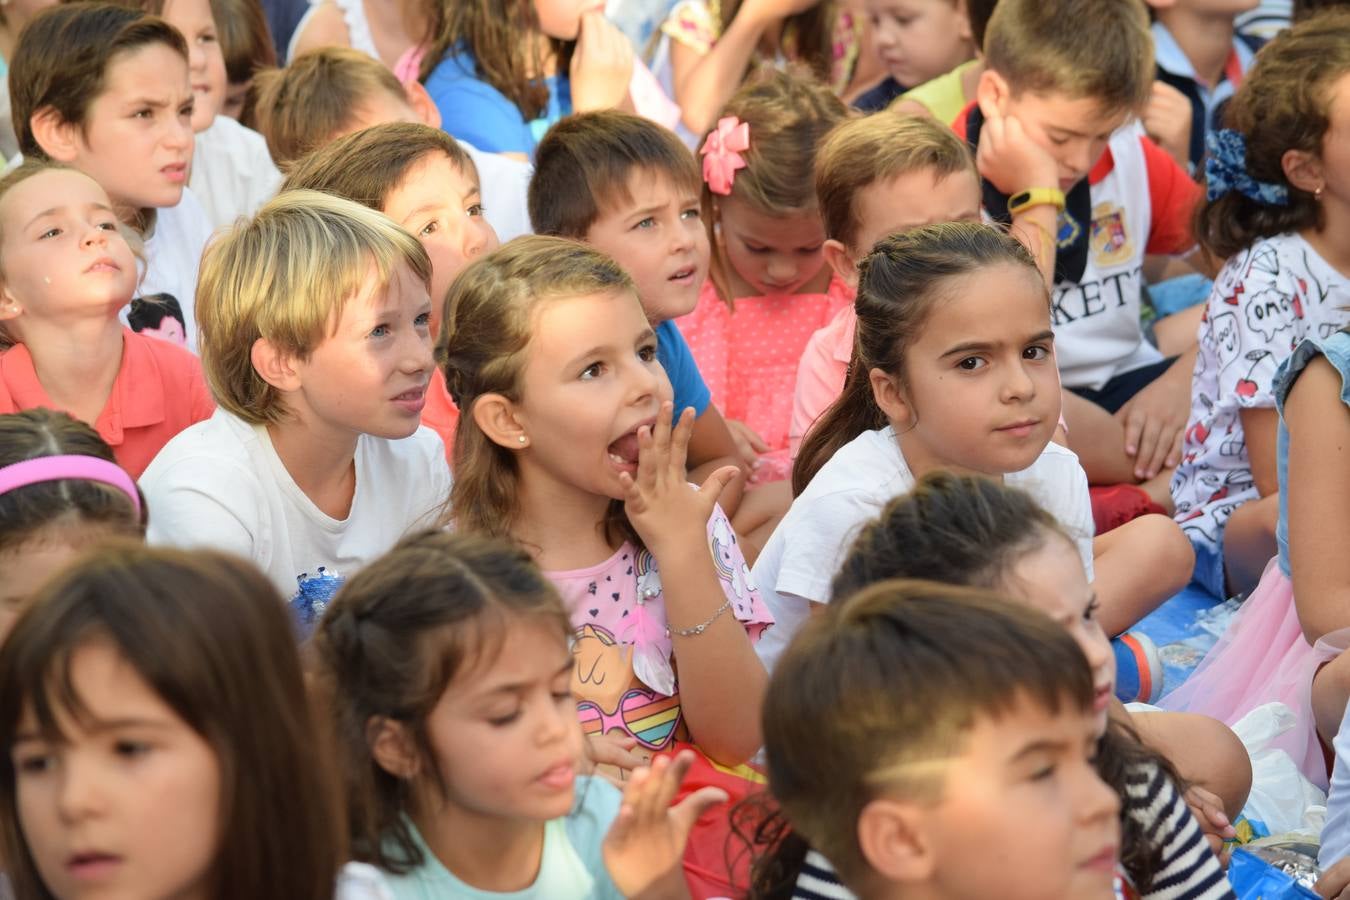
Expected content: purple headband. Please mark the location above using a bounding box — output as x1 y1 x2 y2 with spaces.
0 455 141 515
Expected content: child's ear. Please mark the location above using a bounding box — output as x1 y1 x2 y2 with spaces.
250 338 302 393
471 392 530 450
857 797 936 884
823 239 859 289
975 69 1011 120
29 106 83 163
367 716 422 780
870 367 913 428
1281 148 1325 197
402 81 442 131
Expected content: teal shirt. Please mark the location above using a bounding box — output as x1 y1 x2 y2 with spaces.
382 777 625 900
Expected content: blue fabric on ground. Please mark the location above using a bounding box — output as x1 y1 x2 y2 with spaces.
1132 583 1227 700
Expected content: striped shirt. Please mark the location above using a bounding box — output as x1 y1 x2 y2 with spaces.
791 760 1234 900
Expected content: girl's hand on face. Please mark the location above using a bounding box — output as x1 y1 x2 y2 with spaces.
583 733 648 788
570 12 635 113
602 750 728 900
975 97 1060 197
620 402 741 559
725 418 768 468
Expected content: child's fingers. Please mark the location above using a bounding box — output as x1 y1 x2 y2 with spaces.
670 785 730 832
631 756 670 822
668 406 696 473
652 400 675 462
652 749 695 811
698 465 740 508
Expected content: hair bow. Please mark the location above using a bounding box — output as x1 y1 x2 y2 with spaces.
1205 129 1289 207
700 116 750 196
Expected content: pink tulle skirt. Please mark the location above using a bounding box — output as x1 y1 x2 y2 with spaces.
1160 558 1346 789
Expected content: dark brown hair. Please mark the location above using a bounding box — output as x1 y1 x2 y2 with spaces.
417 0 574 122
763 579 1094 886
1194 10 1350 261
530 110 701 239
703 67 849 305
247 47 406 169
983 0 1152 113
0 409 145 553
966 0 999 51
792 222 1042 495
312 530 571 873
10 3 187 158
0 543 344 900
211 0 276 86
282 122 476 213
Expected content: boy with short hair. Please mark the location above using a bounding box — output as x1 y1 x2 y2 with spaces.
955 0 1208 503
139 191 450 618
248 47 531 241
528 110 774 546
281 122 499 463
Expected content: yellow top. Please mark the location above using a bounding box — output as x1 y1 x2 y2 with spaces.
893 59 980 124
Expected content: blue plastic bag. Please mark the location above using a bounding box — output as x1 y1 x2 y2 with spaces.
1229 848 1321 898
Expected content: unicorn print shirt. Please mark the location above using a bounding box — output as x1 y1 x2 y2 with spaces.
548 506 772 760
1170 232 1349 597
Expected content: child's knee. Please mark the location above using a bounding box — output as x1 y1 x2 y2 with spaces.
1099 514 1195 594
1190 714 1252 819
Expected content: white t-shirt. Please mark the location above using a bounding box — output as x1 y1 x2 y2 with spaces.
337 863 395 900
459 139 533 243
191 116 284 231
137 187 213 352
139 408 451 605
750 426 1096 672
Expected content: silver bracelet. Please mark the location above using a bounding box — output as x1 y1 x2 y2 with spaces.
666 596 733 638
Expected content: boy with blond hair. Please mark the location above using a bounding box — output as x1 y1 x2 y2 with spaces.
953 0 1209 510
139 191 450 616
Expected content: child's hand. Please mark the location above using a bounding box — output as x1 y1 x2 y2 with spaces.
975 98 1059 197
583 733 648 788
621 402 740 559
1183 784 1236 868
603 750 729 900
570 12 635 113
1113 364 1189 480
725 418 768 468
1143 81 1193 170
1317 857 1350 898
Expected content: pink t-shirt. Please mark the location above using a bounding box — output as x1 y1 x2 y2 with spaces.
678 276 854 482
790 303 855 457
548 506 772 760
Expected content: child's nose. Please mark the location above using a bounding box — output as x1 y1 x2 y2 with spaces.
1078 762 1122 825
56 757 105 824
766 256 796 282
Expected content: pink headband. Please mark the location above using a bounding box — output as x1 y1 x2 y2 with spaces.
700 116 750 196
0 455 141 515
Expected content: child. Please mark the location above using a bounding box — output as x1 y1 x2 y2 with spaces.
249 46 532 241
852 0 975 112
680 69 851 484
790 111 1050 453
128 293 189 345
954 0 1209 502
139 191 451 618
281 123 497 463
9 3 213 349
762 581 1123 900
1168 11 1350 599
148 0 282 230
0 542 392 899
1147 0 1262 172
0 162 214 477
289 0 421 69
889 0 997 122
438 235 773 895
528 110 779 546
756 223 1191 671
212 0 277 119
756 473 1243 899
416 0 637 157
314 529 728 899
0 409 145 640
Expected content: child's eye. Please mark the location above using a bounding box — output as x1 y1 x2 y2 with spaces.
1083 598 1101 622
797 245 823 255
487 709 522 727
369 324 390 338
180 102 195 119
132 108 153 119
633 217 656 230
39 227 61 239
957 356 986 371
414 312 431 329
580 362 603 380
114 740 150 759
1049 136 1070 147
14 752 53 775
419 220 439 237
745 245 770 255
97 221 118 232
638 344 658 363
467 204 485 218
1030 763 1057 781
680 208 701 221
1024 346 1050 361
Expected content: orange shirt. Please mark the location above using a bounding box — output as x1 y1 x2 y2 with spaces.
0 329 215 478
421 367 459 467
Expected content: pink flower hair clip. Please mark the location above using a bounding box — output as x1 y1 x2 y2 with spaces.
700 116 750 196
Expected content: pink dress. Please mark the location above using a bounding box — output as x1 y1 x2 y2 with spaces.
678 276 854 482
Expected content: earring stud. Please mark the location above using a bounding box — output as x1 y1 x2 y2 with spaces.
518 435 527 444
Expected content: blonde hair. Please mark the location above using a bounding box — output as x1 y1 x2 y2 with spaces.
703 68 849 306
247 47 409 170
197 190 432 424
983 0 1153 113
434 235 637 544
815 113 977 253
